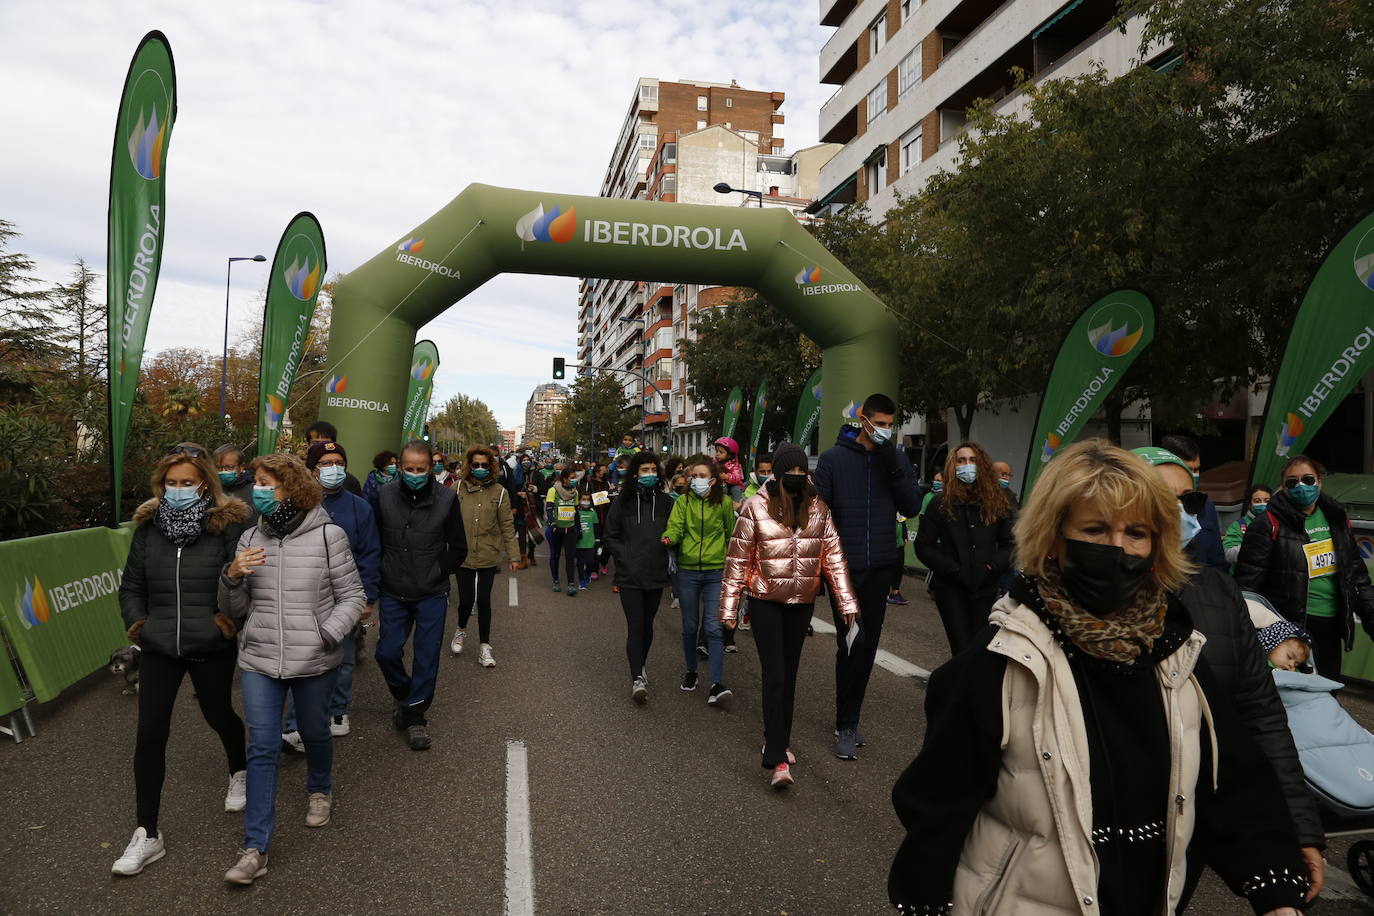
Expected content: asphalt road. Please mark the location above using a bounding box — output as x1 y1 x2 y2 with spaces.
3 565 1374 915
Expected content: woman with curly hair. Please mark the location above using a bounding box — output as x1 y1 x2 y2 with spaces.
914 440 1015 655
113 443 251 877
218 453 365 885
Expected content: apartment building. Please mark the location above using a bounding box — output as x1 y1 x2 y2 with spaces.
814 0 1167 218
523 383 568 444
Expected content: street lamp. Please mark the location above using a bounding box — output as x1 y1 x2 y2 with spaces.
220 254 268 420
713 181 763 207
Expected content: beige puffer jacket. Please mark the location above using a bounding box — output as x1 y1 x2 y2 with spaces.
952 597 1216 915
219 505 365 679
458 477 519 569
719 491 858 621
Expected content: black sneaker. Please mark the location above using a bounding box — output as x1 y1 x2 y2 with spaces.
406 725 432 751
391 699 405 731
695 644 708 658
680 671 699 691
707 683 732 705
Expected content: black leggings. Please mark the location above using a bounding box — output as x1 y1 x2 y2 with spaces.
750 598 812 768
548 528 578 585
456 566 498 643
620 587 663 679
135 648 246 836
931 583 998 657
1306 614 1345 679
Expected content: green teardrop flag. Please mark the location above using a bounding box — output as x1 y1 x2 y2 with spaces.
1021 289 1155 500
107 31 175 522
793 366 823 446
747 380 768 472
257 212 327 454
402 340 440 441
1250 212 1374 491
721 386 743 442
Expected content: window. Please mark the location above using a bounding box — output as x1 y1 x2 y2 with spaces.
639 84 658 104
725 97 733 108
637 133 656 150
655 358 672 382
899 47 920 97
661 142 677 163
866 81 887 124
655 327 674 350
865 149 887 194
697 95 708 111
658 175 676 197
899 126 922 174
869 11 887 55
900 0 914 23
696 119 706 130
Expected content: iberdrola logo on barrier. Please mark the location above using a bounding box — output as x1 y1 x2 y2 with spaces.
326 374 347 394
1356 226 1374 291
1041 432 1062 464
841 400 860 420
17 576 52 629
795 266 822 285
1276 412 1304 457
397 237 425 254
1087 301 1146 358
411 359 435 381
264 394 286 430
516 204 577 244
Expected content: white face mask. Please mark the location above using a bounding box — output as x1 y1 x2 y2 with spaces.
690 478 711 496
868 425 893 446
1179 502 1202 547
318 465 347 489
955 465 977 485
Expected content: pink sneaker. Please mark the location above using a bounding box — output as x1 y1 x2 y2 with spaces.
590 571 599 581
770 763 794 790
761 745 797 765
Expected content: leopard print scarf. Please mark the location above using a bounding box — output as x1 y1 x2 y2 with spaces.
1037 563 1167 664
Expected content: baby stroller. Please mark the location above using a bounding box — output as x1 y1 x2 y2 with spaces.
1245 592 1374 894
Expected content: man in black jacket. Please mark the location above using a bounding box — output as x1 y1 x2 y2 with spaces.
374 439 467 750
1141 448 1325 900
814 393 922 760
213 444 258 523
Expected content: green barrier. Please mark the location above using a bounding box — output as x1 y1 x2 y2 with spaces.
0 647 23 717
0 527 132 702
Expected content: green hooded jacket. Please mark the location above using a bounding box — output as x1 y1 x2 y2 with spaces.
664 489 736 571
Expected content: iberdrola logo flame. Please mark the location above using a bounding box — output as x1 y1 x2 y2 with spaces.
841 400 860 419
326 374 347 394
1355 226 1374 291
515 204 577 244
411 360 435 381
18 576 51 629
1276 412 1304 457
811 380 823 400
795 266 822 285
397 237 425 254
127 105 167 181
1088 320 1144 357
726 392 742 416
283 257 321 301
264 394 286 430
1041 432 1062 463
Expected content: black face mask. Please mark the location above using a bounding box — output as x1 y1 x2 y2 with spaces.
781 474 807 494
1059 539 1153 617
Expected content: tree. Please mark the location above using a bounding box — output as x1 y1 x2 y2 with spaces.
0 219 63 400
429 393 499 456
548 373 639 458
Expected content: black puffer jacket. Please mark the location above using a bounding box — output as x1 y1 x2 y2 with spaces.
118 497 249 658
1235 488 1374 649
604 480 674 590
376 478 467 601
913 492 1014 593
1177 567 1323 848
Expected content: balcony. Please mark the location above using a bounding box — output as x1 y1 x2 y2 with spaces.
820 103 860 145
820 0 859 27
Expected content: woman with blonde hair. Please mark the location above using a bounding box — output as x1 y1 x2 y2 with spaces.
914 440 1014 654
113 443 250 877
889 440 1307 916
218 453 365 885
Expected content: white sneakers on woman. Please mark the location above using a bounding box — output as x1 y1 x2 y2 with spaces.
225 770 247 812
111 827 165 876
478 643 496 668
450 628 465 655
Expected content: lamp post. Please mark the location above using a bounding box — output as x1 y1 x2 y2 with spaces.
713 181 764 207
220 254 268 420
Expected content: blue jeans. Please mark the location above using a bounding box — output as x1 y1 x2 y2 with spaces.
283 630 356 731
375 593 448 727
678 568 724 684
240 669 335 852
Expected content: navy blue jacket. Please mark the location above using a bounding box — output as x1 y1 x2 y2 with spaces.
814 425 922 574
322 488 382 604
1194 497 1227 571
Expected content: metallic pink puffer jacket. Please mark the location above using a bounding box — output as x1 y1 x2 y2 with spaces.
719 492 858 621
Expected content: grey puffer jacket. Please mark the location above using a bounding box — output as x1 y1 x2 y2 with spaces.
219 505 365 679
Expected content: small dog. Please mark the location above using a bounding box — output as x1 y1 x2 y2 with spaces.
109 645 141 695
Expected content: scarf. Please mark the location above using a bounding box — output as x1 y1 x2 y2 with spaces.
154 495 210 547
1036 563 1167 664
263 499 303 537
554 480 579 502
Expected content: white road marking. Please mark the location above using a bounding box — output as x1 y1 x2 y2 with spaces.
810 617 932 680
509 575 519 607
505 740 535 916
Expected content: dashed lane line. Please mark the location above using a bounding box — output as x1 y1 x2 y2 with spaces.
809 616 932 680
505 740 535 916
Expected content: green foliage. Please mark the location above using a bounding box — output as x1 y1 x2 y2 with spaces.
428 392 500 457
549 373 638 458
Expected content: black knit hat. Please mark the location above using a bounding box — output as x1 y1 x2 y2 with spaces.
771 442 808 477
306 440 346 470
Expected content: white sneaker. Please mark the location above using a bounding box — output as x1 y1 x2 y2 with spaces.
224 770 246 813
112 827 165 876
670 597 680 608
450 628 466 655
478 644 496 668
330 714 350 737
281 730 305 754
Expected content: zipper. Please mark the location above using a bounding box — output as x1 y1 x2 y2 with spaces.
277 533 285 678
866 453 872 569
175 546 183 656
1162 680 1183 906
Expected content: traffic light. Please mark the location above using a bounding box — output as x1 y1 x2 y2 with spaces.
422 423 431 442
553 357 565 379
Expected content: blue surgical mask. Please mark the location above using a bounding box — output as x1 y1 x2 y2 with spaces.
931 481 943 492
998 479 1011 489
868 425 893 446
385 463 398 477
217 470 239 486
403 471 430 491
472 467 491 480
252 485 279 516
1180 502 1202 547
318 466 347 489
638 474 659 488
955 465 977 485
690 478 711 496
1289 483 1319 508
163 485 201 511
1250 502 1269 518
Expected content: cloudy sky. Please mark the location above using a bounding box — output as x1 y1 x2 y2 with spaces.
0 0 829 429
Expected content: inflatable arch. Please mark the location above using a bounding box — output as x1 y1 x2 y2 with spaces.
318 184 898 460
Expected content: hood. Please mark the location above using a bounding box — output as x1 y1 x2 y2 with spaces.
1268 487 1349 530
832 423 865 453
132 496 249 533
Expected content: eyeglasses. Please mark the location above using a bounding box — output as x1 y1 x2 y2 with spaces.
1284 474 1319 489
166 444 205 459
1177 490 1208 516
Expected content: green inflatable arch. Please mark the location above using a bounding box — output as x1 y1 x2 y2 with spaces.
318 184 897 460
